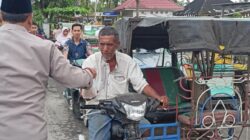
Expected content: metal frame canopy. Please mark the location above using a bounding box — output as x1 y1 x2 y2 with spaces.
213 2 250 17
175 0 233 16
115 17 250 55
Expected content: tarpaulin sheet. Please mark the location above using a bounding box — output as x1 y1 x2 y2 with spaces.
115 17 250 55
168 19 219 52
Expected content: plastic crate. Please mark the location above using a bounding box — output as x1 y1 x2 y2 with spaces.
139 122 180 140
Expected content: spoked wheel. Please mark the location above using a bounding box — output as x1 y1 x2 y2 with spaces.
184 127 240 140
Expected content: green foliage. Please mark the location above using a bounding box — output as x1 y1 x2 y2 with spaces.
44 6 90 15
43 6 90 22
232 12 242 18
33 9 44 25
113 0 119 7
32 0 121 23
177 0 188 6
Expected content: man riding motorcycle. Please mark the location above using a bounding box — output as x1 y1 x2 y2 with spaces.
63 23 92 118
81 26 168 140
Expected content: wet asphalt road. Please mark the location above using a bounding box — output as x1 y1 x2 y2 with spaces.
45 79 88 140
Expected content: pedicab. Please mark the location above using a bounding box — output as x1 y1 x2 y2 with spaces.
115 17 250 139
115 17 192 139
167 17 250 139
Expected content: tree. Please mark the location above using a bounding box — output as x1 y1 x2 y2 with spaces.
43 7 90 22
32 0 125 23
232 12 242 18
33 0 90 22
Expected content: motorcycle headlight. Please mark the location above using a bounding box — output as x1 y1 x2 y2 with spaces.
122 102 146 121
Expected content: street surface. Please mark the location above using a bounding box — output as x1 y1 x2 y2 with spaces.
46 79 88 140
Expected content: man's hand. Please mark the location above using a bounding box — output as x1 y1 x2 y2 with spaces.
84 68 96 78
142 85 169 108
158 96 168 108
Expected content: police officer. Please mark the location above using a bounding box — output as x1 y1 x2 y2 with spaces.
0 0 96 140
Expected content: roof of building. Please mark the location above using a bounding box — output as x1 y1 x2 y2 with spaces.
114 0 184 11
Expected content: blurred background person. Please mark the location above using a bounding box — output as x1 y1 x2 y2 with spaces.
52 24 62 40
64 23 92 61
29 21 44 39
56 27 71 46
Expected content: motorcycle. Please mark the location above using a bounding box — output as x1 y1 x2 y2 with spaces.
64 59 86 119
82 93 160 140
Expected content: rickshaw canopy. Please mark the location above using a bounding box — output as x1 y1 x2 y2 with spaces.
115 17 250 55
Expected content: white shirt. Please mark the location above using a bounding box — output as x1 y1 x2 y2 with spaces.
82 51 148 104
53 29 62 39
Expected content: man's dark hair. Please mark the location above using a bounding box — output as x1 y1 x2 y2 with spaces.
71 23 83 30
1 11 30 23
32 21 38 26
99 26 119 42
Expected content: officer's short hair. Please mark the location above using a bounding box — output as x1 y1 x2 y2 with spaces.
1 11 30 23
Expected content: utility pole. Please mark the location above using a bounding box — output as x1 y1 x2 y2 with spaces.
136 0 139 18
94 0 99 22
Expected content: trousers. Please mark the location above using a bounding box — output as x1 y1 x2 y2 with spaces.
87 109 150 140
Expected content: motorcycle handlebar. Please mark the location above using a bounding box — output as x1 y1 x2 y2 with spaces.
81 105 100 109
71 62 82 68
81 101 115 113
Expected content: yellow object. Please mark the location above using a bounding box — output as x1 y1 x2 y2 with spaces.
233 64 247 70
214 45 232 64
182 64 193 78
219 45 225 50
214 45 247 70
214 53 232 64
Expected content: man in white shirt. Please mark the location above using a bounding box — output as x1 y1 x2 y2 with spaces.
82 26 168 140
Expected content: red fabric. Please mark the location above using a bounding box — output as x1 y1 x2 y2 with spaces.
143 69 166 96
114 0 184 11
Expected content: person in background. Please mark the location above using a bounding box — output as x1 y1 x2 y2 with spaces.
29 21 44 39
56 26 71 46
64 23 92 62
0 0 96 140
52 24 62 40
81 26 168 140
